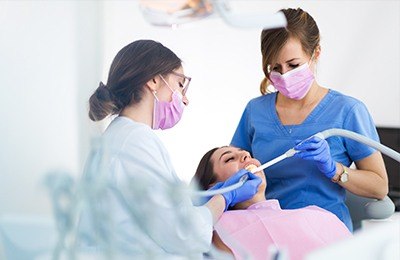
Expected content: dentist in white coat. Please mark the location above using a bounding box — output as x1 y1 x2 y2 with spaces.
85 39 261 258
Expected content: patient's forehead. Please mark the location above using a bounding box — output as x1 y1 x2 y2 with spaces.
211 146 241 158
211 146 244 162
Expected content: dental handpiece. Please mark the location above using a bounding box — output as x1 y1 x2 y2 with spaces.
250 148 298 173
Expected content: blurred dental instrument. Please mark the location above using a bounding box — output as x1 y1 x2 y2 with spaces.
139 0 287 29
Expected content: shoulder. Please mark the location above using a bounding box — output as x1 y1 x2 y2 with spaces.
105 116 153 138
244 92 276 112
322 89 372 122
328 89 367 110
103 117 177 182
104 117 164 153
249 92 275 105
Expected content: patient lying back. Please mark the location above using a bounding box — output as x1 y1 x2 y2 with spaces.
192 146 351 260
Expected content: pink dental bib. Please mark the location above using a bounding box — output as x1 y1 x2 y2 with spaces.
214 200 351 260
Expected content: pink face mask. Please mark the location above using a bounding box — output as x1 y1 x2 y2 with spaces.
152 76 185 130
270 62 314 100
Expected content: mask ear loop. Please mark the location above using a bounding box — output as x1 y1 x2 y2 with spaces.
152 90 159 101
307 48 318 77
159 75 175 93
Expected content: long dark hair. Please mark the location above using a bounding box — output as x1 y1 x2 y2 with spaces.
191 147 219 190
88 39 182 121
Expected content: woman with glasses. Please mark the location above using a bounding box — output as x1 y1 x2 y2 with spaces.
86 39 261 257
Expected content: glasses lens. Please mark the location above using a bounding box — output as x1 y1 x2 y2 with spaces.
182 82 189 95
172 72 191 95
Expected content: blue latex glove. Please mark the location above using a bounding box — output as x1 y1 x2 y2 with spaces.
294 136 336 179
209 169 262 211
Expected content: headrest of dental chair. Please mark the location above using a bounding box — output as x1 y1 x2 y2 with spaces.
364 195 395 219
346 191 395 231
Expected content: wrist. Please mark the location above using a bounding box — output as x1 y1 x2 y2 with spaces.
221 193 231 212
330 162 341 182
331 163 349 183
325 160 337 179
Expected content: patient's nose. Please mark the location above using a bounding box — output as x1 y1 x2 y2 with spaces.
240 151 251 162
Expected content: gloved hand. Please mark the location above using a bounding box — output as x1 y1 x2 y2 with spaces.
294 136 337 179
209 169 262 211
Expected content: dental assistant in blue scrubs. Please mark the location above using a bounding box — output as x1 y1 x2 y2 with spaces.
230 8 388 232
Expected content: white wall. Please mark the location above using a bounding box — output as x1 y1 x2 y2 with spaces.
0 1 103 215
0 1 399 216
100 0 400 183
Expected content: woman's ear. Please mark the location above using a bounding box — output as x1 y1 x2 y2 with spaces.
314 45 321 60
145 77 159 92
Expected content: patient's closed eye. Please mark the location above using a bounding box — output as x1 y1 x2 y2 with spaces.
225 157 234 163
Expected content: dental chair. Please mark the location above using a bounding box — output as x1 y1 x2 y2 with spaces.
345 191 395 231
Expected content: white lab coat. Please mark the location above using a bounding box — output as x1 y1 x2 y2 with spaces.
79 116 212 259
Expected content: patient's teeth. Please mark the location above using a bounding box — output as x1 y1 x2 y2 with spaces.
245 164 257 172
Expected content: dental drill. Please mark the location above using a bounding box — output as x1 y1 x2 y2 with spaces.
193 128 400 198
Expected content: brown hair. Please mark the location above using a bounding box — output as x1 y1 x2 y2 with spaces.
191 147 219 190
260 8 320 95
88 40 182 121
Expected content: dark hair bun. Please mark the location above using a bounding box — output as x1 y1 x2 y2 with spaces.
88 82 117 121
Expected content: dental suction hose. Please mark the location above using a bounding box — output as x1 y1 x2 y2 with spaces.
191 175 249 197
192 128 400 198
316 128 400 162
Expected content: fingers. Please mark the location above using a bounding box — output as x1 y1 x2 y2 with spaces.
241 173 262 190
208 182 224 191
244 172 257 180
295 141 331 165
247 175 262 187
296 144 325 159
295 136 324 151
223 169 250 186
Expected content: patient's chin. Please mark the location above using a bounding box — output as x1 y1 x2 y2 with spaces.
258 183 267 194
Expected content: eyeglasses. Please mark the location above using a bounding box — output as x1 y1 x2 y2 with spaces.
171 71 191 95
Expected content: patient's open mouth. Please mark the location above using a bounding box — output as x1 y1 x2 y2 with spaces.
245 164 258 172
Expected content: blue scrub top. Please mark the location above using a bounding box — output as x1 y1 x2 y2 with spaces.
231 90 379 232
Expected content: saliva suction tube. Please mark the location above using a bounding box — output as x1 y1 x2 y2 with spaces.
192 128 400 198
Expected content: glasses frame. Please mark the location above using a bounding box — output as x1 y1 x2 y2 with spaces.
171 71 191 95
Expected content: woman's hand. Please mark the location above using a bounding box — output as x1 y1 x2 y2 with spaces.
294 136 337 179
209 169 261 211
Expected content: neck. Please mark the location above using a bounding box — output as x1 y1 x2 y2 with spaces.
233 192 266 210
277 81 324 109
120 95 154 127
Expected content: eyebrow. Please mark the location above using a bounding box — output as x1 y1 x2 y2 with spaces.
219 150 232 161
274 58 299 66
218 148 245 161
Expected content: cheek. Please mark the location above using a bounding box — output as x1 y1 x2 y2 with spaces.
158 88 172 102
218 165 240 182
